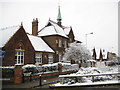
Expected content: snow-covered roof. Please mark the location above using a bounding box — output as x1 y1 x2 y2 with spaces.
102 50 108 59
91 48 108 59
38 20 68 38
27 34 54 53
96 49 108 59
63 27 71 35
0 25 20 47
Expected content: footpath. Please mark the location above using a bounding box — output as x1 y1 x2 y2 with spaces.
2 75 59 89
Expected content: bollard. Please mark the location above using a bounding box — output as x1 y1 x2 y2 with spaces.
39 75 42 86
92 76 94 83
22 74 24 83
30 73 32 81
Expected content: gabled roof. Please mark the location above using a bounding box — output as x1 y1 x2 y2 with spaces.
0 25 20 47
63 27 71 35
38 20 68 38
27 34 54 53
93 48 108 60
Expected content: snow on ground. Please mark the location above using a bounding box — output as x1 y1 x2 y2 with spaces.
51 61 120 87
53 80 119 87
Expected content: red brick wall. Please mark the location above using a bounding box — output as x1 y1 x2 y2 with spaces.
42 35 68 63
14 65 23 83
3 26 35 66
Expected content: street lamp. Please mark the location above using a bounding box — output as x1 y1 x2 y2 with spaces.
85 32 93 49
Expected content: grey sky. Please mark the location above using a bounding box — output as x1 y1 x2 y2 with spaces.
0 0 118 55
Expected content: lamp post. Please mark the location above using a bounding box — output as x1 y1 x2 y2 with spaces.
85 32 93 49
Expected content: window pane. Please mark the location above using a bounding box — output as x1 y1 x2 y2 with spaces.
35 53 42 64
15 56 17 59
21 56 23 59
48 55 53 63
21 52 23 55
21 59 23 63
18 52 20 55
15 51 24 65
18 59 20 63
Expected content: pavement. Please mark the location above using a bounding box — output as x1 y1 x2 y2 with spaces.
2 75 59 89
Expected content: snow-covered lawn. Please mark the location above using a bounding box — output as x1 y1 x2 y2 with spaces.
52 80 119 87
51 61 120 87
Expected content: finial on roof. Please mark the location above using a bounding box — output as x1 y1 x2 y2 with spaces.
49 17 50 20
21 22 23 26
57 5 62 21
57 5 62 27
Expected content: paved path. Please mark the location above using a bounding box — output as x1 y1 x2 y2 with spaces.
2 75 59 88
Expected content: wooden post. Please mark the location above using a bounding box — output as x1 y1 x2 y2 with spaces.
30 73 32 81
22 73 24 83
92 76 94 83
58 63 62 75
14 65 23 84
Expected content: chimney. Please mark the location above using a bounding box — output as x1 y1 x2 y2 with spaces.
32 18 38 36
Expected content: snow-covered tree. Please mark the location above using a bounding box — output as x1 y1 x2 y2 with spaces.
62 42 92 63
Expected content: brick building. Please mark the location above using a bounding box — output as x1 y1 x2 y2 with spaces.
1 6 76 66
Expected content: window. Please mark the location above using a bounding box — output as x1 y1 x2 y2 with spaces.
70 38 72 42
64 41 67 48
35 53 42 64
56 40 58 44
15 51 24 65
59 54 62 62
58 39 62 47
48 55 53 63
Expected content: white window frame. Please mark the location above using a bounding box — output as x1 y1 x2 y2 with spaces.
15 51 24 65
48 55 53 63
35 53 42 64
58 39 62 47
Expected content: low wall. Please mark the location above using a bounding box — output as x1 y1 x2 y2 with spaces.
22 70 78 82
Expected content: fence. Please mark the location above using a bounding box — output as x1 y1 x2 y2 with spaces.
2 63 79 83
62 63 79 72
59 72 120 84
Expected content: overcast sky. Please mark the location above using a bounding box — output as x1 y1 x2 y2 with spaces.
0 0 119 55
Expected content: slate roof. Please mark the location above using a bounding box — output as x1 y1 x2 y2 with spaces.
0 25 20 47
38 20 70 38
27 34 54 52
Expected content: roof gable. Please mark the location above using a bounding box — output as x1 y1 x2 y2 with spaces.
93 48 108 60
63 27 71 35
0 25 20 47
27 34 54 53
38 20 68 38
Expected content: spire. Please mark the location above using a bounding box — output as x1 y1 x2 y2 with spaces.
57 5 62 27
21 22 23 26
57 5 62 21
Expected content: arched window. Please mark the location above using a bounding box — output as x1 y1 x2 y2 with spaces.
15 42 25 65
